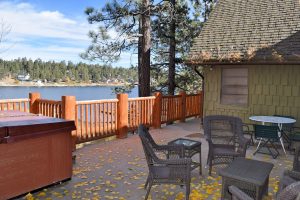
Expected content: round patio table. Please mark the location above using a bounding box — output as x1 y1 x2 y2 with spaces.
249 116 296 154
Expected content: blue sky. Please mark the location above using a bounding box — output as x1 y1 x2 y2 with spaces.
0 0 137 67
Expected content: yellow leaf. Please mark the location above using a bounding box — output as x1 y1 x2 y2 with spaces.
37 192 46 197
175 192 184 200
25 193 34 200
206 188 213 194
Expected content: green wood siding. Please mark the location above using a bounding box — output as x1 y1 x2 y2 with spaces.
203 65 300 126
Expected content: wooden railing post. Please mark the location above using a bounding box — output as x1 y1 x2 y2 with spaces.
117 93 128 139
62 96 76 120
179 91 186 122
62 96 76 150
153 92 162 128
29 92 40 114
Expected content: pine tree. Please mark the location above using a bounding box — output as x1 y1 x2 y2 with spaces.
0 58 137 84
151 0 216 94
151 0 203 94
81 0 171 96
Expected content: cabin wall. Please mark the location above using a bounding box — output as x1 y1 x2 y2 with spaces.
203 65 300 126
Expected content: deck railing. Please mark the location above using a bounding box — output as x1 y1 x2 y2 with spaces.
36 99 62 118
75 100 118 143
0 98 30 112
186 93 202 118
128 96 156 131
161 95 182 124
0 91 203 145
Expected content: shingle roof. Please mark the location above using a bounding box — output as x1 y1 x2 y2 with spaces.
187 0 300 64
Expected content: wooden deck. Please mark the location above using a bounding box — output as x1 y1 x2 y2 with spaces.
18 118 293 200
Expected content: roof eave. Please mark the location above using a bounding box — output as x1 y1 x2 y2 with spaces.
184 59 300 66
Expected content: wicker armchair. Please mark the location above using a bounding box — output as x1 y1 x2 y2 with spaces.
138 125 192 200
138 124 186 160
229 181 300 200
289 128 300 150
281 146 300 189
243 123 255 146
203 115 250 175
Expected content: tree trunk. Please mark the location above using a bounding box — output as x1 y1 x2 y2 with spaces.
140 0 151 97
168 0 176 95
138 15 143 97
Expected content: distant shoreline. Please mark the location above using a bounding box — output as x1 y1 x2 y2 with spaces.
0 82 126 87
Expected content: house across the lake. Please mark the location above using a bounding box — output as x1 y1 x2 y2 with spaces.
186 0 300 125
17 73 30 81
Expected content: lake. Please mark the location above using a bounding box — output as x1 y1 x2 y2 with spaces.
0 86 138 101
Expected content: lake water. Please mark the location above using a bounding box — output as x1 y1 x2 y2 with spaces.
0 86 138 101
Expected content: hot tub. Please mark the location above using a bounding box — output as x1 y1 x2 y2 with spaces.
0 111 76 199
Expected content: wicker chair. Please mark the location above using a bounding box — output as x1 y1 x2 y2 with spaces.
288 127 300 150
289 130 300 149
243 123 255 146
137 124 186 160
281 146 300 189
229 181 300 200
203 115 250 175
138 125 192 200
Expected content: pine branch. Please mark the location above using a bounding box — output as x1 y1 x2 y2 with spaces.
193 66 204 80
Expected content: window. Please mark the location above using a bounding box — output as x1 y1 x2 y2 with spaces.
221 68 248 106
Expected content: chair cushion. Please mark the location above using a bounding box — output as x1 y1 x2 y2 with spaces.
213 144 240 156
150 166 170 179
150 165 188 179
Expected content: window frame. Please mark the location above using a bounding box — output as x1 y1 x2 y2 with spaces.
220 67 249 107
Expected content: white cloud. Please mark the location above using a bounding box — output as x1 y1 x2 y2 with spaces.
0 1 137 67
1 42 83 62
1 41 138 67
0 1 88 41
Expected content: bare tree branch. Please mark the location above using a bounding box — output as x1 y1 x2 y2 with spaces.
193 66 204 80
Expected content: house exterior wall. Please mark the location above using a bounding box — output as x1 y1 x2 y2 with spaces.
203 65 300 126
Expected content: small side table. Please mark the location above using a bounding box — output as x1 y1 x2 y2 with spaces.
168 138 202 175
219 158 273 200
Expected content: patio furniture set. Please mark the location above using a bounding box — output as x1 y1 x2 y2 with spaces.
138 115 300 200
